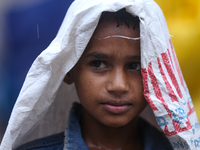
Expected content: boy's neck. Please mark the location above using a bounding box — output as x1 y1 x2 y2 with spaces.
80 109 143 150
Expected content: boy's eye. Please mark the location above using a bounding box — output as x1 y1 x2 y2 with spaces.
90 60 107 69
128 62 141 71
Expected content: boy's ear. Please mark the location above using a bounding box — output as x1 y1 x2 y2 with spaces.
63 71 74 84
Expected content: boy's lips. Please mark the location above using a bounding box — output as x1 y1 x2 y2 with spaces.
101 100 132 114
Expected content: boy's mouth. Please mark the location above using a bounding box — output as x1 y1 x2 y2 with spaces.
101 101 132 114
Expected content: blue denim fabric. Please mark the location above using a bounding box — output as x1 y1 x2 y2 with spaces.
15 102 173 150
15 132 64 150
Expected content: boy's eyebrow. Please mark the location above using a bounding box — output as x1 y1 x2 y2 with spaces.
86 52 110 59
129 55 140 60
86 52 140 60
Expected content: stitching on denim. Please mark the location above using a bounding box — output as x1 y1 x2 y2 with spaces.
73 118 77 150
64 127 68 150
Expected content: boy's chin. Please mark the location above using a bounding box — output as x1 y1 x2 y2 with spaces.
100 116 139 128
105 123 128 128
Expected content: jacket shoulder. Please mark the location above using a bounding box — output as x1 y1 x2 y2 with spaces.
15 132 64 150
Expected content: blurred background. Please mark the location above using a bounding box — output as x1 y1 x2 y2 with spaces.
0 0 74 142
0 0 199 143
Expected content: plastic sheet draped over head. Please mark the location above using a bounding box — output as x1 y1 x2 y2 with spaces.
1 0 199 149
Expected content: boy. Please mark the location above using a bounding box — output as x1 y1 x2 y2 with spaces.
1 0 198 150
14 9 172 150
63 9 172 150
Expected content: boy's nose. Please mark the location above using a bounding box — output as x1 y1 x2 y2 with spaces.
106 69 130 95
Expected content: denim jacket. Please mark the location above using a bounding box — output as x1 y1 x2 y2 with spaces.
15 103 173 150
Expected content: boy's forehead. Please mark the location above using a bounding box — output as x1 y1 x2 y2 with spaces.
93 19 140 39
80 19 140 59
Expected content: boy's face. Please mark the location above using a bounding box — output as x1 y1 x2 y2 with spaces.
65 18 147 128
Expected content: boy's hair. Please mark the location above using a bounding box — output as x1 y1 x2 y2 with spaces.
98 8 140 30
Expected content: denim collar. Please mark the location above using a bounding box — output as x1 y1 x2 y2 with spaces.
64 102 89 150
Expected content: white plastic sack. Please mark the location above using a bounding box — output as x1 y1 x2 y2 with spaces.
1 0 199 149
